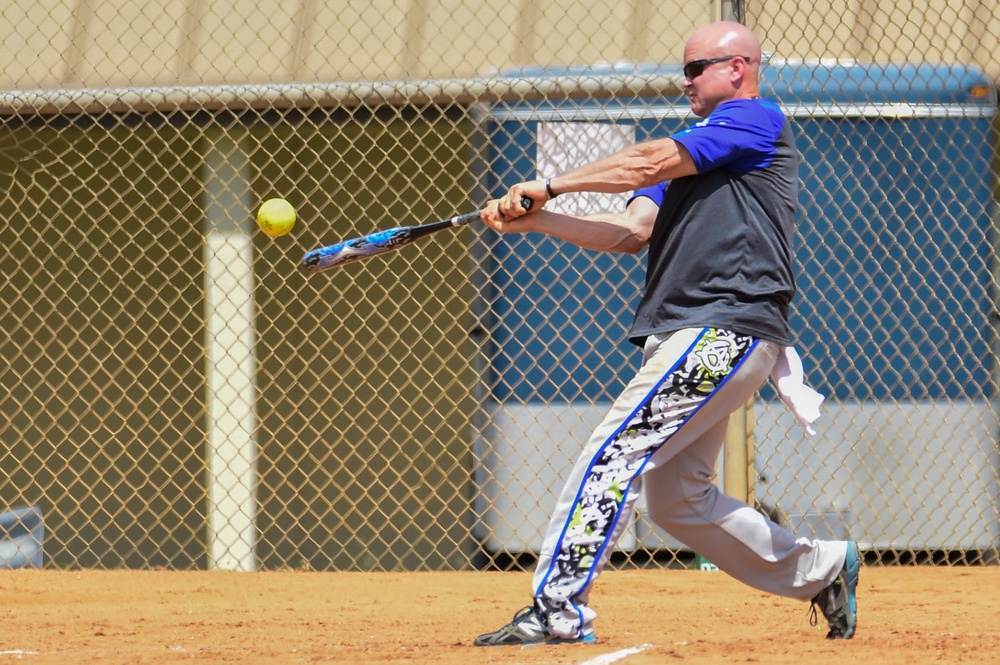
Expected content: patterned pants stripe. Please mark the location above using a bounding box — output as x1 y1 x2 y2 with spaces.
532 328 756 637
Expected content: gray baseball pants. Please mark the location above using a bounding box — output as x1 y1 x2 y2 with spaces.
531 327 849 639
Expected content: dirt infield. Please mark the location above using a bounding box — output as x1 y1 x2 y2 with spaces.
0 567 997 664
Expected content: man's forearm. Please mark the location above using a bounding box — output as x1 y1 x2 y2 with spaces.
520 209 650 254
547 139 696 196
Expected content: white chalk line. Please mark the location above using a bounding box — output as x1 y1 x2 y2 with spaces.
578 643 652 665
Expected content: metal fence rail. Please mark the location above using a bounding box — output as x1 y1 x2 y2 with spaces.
0 1 997 571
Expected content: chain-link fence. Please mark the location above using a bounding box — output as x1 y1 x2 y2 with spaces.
0 1 997 571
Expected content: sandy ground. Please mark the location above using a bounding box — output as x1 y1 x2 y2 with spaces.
0 567 997 664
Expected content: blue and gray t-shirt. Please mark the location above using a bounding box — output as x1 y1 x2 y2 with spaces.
628 97 798 346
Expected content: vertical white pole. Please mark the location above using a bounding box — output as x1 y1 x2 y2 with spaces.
202 125 257 572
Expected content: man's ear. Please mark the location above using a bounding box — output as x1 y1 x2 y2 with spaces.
730 58 747 84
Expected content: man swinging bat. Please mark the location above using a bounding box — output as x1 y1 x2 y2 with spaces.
472 20 860 647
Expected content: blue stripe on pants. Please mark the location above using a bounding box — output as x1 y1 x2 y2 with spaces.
533 328 757 637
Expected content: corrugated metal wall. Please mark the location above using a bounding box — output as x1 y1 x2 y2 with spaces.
2 1 997 89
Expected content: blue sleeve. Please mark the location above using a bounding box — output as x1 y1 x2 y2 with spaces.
627 182 666 207
671 99 786 174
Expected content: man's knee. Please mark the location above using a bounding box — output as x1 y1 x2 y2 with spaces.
645 472 718 526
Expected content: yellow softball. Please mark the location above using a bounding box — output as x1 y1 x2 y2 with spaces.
257 198 296 237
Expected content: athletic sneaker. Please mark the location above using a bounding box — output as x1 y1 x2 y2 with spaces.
473 606 597 647
809 540 860 639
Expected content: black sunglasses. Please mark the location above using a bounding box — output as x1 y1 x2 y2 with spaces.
683 55 752 80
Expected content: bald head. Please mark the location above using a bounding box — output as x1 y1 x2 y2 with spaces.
682 22 762 115
688 21 762 65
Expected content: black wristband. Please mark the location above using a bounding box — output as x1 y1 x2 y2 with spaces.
545 177 559 199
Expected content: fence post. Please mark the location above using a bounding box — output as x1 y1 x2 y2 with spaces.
723 400 754 506
721 1 745 23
